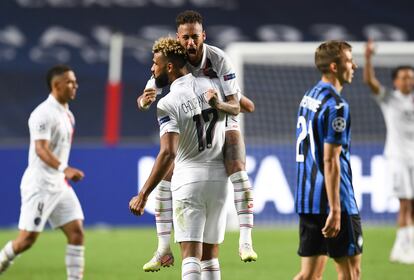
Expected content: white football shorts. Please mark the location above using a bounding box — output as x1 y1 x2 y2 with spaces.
387 159 414 199
18 185 84 232
172 180 228 244
225 114 240 132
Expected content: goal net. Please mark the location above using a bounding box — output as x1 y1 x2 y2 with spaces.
225 42 414 225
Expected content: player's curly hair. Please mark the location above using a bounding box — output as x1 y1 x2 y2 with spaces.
315 40 352 74
152 37 187 68
176 10 203 28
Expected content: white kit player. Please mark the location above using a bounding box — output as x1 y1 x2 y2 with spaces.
130 37 228 280
136 10 257 272
0 65 86 279
364 40 414 264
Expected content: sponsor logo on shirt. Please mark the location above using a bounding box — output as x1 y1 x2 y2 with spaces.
223 73 236 81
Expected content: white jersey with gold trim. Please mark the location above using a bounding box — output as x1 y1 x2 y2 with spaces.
21 95 75 192
375 87 414 160
156 74 227 190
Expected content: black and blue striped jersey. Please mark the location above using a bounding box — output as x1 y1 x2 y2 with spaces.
295 80 359 215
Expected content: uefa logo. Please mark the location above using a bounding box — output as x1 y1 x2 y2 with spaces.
332 117 346 132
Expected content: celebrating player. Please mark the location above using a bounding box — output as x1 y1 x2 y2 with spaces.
0 65 85 280
364 39 414 264
137 10 257 271
294 41 362 280
130 37 229 280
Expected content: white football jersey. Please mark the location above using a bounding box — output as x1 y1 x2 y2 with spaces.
147 43 241 99
21 95 75 192
375 87 414 160
157 74 227 189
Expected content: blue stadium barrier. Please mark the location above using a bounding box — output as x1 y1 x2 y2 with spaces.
0 144 397 228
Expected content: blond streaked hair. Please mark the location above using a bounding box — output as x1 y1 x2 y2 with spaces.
152 37 187 68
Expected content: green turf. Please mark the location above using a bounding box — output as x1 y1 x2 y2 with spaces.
1 227 414 279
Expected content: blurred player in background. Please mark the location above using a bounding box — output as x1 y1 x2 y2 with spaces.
0 65 85 279
130 37 228 280
136 10 257 272
294 41 362 280
364 39 414 264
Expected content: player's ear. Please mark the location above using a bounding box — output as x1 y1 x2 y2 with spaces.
176 32 179 40
329 62 338 74
167 62 174 73
202 30 206 41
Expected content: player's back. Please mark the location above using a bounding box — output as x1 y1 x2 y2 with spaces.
157 74 226 190
295 81 358 215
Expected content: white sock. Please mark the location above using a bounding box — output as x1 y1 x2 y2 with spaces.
2 241 16 261
408 225 414 246
230 171 254 246
182 257 201 280
201 258 220 280
155 180 173 254
66 244 84 280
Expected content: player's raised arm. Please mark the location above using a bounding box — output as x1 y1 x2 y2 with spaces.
363 39 382 95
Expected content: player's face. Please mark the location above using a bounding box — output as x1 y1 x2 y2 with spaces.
393 69 414 94
337 49 357 85
54 71 78 103
176 22 206 65
151 52 169 88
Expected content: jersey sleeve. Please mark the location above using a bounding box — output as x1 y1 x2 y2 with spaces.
157 98 179 136
213 51 241 99
323 101 349 145
28 110 52 141
145 77 163 96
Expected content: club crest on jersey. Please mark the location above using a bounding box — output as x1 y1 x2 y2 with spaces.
158 116 171 126
223 73 236 81
332 117 346 132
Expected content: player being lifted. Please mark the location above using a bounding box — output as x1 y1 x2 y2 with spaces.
294 41 362 280
136 10 257 271
130 37 230 280
364 39 414 264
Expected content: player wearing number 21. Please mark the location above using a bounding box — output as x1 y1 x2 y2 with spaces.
129 37 228 280
294 41 362 280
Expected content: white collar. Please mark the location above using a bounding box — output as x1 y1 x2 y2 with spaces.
47 94 69 111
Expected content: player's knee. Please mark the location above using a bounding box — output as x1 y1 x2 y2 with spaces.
68 227 84 245
225 159 245 175
16 234 38 252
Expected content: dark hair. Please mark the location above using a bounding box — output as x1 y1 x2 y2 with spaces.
315 40 352 74
176 10 203 28
153 37 187 69
391 65 414 81
46 64 72 91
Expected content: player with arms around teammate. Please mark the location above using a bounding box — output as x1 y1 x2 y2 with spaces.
294 41 362 280
137 10 257 271
130 37 228 280
364 39 414 264
0 65 85 280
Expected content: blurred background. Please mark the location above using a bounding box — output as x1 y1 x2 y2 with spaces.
1 0 413 228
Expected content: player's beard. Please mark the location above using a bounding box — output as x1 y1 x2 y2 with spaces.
155 68 169 88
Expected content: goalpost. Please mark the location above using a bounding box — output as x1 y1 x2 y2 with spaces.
225 42 414 225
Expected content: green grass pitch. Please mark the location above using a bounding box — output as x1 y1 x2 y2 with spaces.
1 227 414 279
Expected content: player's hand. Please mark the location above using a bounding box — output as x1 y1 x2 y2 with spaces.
206 89 219 108
138 88 157 109
64 167 85 182
129 192 147 216
321 210 341 238
365 39 375 59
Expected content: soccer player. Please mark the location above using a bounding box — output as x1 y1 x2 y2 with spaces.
130 37 228 280
364 39 414 264
137 10 257 271
294 41 362 280
0 65 85 280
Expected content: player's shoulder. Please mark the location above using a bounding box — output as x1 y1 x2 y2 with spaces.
30 98 53 120
204 43 229 62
